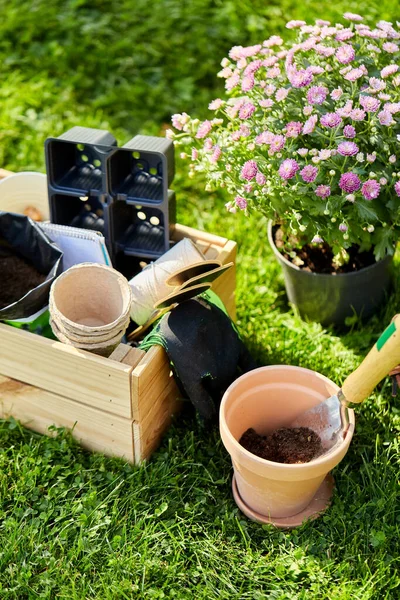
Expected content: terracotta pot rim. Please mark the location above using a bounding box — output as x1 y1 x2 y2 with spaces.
220 364 355 471
267 221 394 278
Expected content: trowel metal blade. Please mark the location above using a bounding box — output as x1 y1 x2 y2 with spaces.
290 394 343 451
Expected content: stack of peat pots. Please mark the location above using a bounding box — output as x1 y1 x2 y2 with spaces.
49 263 132 357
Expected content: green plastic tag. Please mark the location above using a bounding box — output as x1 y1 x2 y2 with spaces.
376 321 396 351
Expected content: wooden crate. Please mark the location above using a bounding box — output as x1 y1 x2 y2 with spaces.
0 172 236 462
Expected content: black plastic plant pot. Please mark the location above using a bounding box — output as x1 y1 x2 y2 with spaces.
49 192 108 234
110 190 176 259
108 135 175 204
45 127 117 195
267 222 394 327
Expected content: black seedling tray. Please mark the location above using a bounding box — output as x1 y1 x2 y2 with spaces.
45 127 117 195
108 135 175 204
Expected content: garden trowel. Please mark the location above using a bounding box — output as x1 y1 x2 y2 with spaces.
291 314 400 452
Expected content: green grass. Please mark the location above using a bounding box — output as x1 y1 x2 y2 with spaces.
1 0 400 598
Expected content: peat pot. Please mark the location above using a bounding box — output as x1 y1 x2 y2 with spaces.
220 366 355 526
267 222 394 327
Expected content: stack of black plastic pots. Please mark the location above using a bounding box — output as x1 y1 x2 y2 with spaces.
45 127 176 274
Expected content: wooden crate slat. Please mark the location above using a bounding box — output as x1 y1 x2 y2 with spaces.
0 376 134 461
0 325 134 418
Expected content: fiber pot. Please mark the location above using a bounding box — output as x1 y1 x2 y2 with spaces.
267 222 394 327
49 262 132 356
220 365 355 521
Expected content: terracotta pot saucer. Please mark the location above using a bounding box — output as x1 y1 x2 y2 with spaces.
232 473 334 529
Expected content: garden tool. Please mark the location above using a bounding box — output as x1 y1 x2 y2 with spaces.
291 314 400 452
127 261 233 341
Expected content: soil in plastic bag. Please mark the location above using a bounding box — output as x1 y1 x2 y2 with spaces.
0 211 63 320
0 247 47 309
239 427 322 464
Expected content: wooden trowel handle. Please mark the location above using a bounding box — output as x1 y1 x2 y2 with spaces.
341 314 400 404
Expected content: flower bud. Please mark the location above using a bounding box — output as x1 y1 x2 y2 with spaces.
329 170 335 176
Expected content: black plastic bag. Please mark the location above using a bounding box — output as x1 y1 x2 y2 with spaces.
0 211 63 320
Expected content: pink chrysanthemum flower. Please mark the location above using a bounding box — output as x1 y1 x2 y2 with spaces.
235 196 248 210
339 172 361 192
288 68 313 88
255 131 274 145
241 160 258 180
383 42 399 53
315 45 336 57
243 184 252 193
225 74 240 90
336 29 354 41
381 65 399 78
378 110 395 125
320 113 342 128
269 134 286 154
300 165 318 182
343 12 363 22
266 67 281 79
336 44 356 64
315 185 331 198
384 102 400 114
196 120 213 139
361 179 381 200
286 20 307 29
259 99 274 109
395 181 400 197
285 121 303 138
337 100 353 117
241 76 255 92
256 172 266 185
276 88 289 101
171 113 190 130
239 102 256 120
312 235 324 243
278 159 300 179
351 109 366 121
345 68 364 81
303 105 313 116
265 84 276 96
319 149 332 160
203 138 213 150
244 60 263 76
303 115 318 134
208 99 224 110
359 95 380 112
210 145 222 163
389 155 397 164
191 148 198 160
367 153 377 163
307 86 328 105
331 88 343 101
308 65 325 75
368 77 386 92
338 141 359 156
343 125 356 138
339 223 348 232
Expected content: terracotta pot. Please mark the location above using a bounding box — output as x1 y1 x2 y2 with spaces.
220 365 355 519
268 222 394 327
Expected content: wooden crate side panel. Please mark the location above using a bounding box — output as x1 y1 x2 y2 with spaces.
0 376 134 461
173 223 229 248
0 324 133 418
133 378 183 463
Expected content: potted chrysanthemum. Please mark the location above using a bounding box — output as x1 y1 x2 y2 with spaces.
169 14 400 326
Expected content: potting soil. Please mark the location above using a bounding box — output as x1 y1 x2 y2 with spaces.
239 426 322 464
0 246 46 309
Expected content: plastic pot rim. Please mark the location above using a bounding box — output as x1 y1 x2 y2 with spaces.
267 221 394 279
220 364 355 472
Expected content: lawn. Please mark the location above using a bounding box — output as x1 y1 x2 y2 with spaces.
0 1 400 598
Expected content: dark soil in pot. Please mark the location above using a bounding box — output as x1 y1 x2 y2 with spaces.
239 426 323 464
0 247 46 309
274 226 376 274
